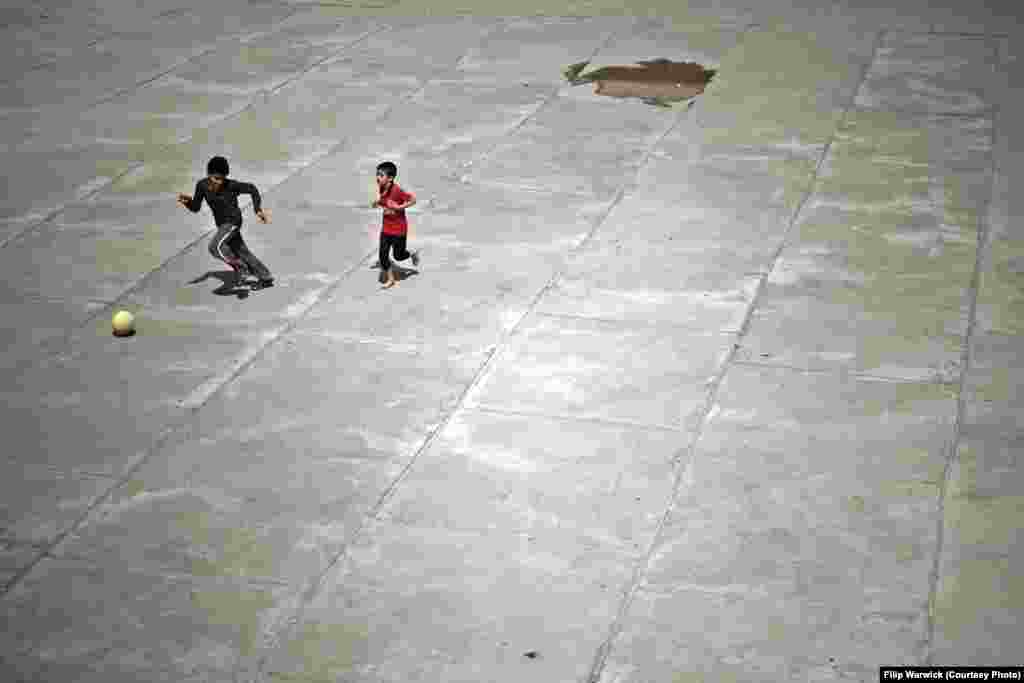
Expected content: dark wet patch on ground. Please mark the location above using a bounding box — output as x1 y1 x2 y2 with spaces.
563 59 716 108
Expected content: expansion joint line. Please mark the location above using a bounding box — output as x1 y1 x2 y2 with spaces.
582 26 887 683
922 38 1000 665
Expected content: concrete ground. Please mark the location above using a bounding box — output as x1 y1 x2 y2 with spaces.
1 0 1021 680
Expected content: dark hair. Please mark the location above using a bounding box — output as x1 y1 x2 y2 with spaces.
376 161 397 178
207 156 229 176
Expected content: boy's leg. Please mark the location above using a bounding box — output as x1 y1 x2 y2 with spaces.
224 230 254 285
378 232 393 284
232 232 273 284
403 234 419 267
392 234 419 267
209 223 245 280
391 234 410 262
390 233 419 267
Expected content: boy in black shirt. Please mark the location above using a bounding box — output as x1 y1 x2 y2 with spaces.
177 156 274 289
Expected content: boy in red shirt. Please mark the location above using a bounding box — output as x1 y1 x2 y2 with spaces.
372 161 418 289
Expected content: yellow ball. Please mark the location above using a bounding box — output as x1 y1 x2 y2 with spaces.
112 310 135 337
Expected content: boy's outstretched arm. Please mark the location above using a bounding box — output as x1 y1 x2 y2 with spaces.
178 180 205 212
238 181 269 223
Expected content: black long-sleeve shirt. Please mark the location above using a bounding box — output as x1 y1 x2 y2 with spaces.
186 178 261 227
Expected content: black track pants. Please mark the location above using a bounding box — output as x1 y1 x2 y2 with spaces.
378 232 411 271
209 223 272 280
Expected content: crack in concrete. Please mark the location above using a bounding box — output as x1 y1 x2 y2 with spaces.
580 26 888 683
533 309 743 333
850 106 994 119
468 404 693 435
732 359 963 384
920 35 1000 667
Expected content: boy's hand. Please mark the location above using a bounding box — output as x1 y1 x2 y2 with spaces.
177 194 191 206
255 209 269 223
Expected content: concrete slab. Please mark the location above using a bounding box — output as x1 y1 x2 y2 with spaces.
930 427 1024 667
0 310 266 474
376 408 680 542
60 86 250 152
603 364 957 681
0 295 106 372
0 557 298 681
695 24 877 151
0 540 46 585
410 179 607 246
312 77 557 182
739 292 968 382
974 236 1024 340
471 93 677 198
857 34 998 115
537 237 764 332
261 519 625 683
4 36 207 114
756 0 931 33
308 295 517 360
739 107 993 381
163 326 486 457
0 145 142 233
0 1 299 141
0 462 115 547
923 0 1023 37
37 326 488 580
27 0 199 35
929 220 1024 665
0 214 208 305
53 479 343 587
168 23 372 97
8 15 382 154
464 313 732 430
344 15 505 71
635 149 818 218
457 16 625 84
594 183 794 249
0 21 107 76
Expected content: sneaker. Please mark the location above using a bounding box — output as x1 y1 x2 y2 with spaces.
253 278 274 290
410 251 420 267
232 266 249 287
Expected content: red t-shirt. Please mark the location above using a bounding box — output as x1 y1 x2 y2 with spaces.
379 182 413 236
